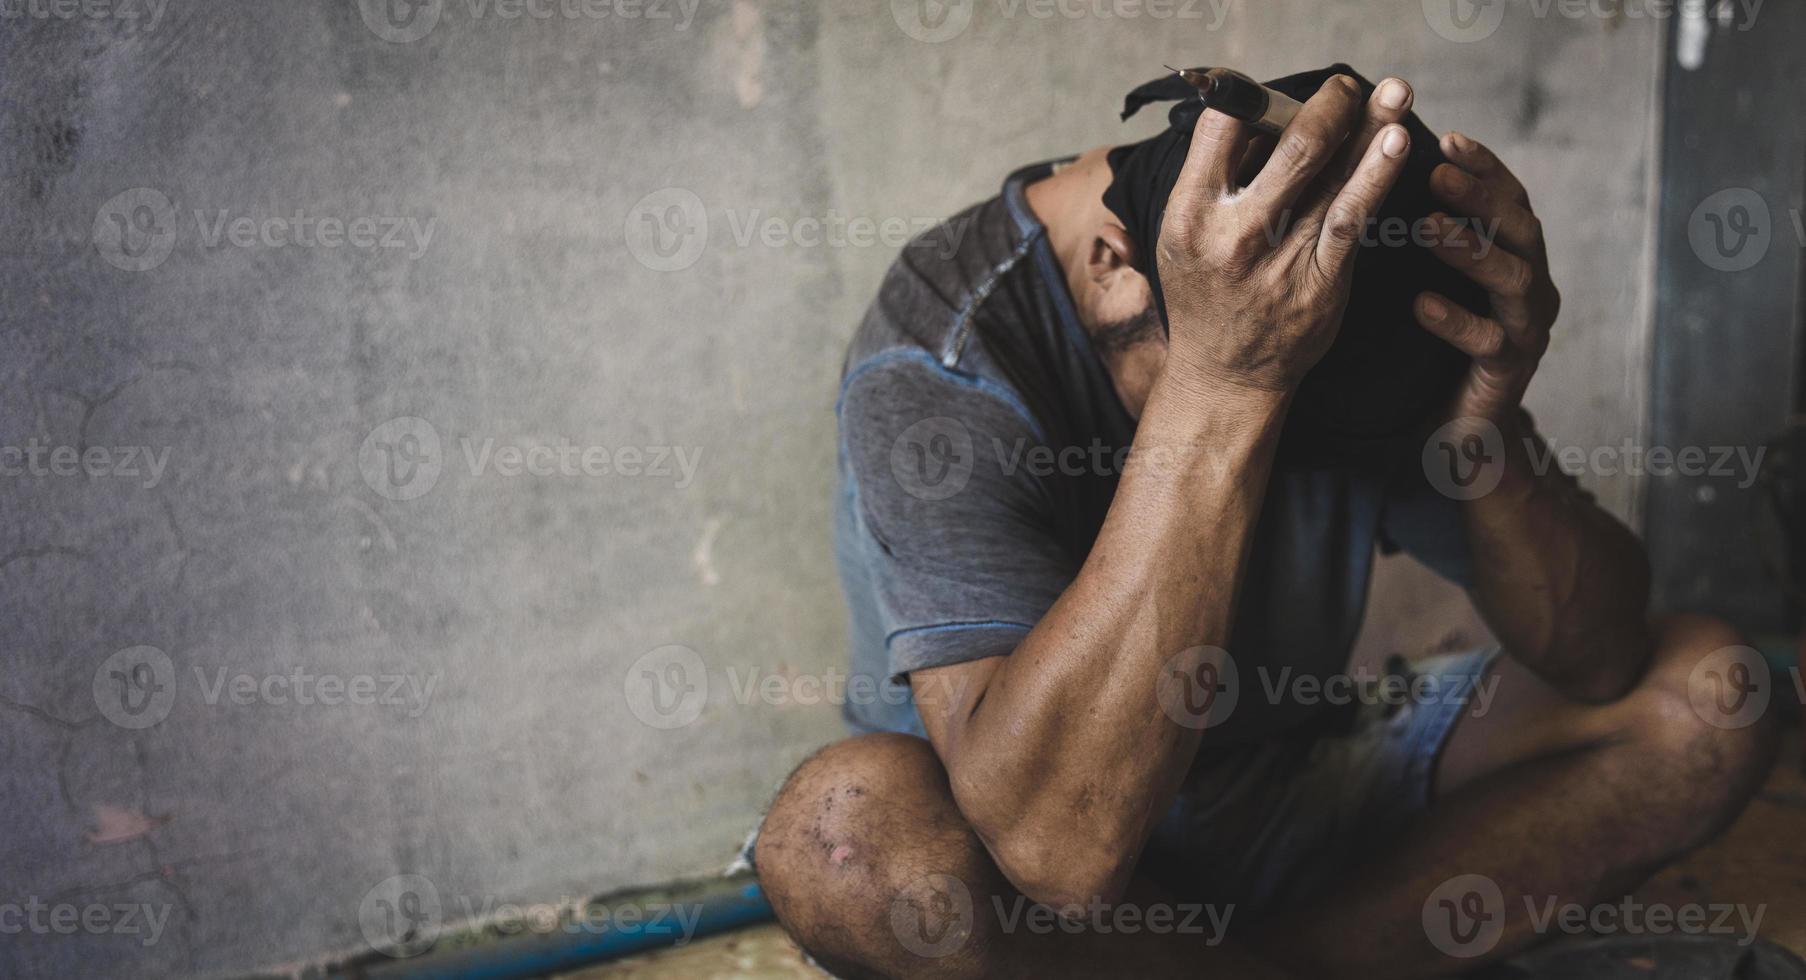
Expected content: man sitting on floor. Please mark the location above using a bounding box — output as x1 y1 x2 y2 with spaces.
750 65 1779 979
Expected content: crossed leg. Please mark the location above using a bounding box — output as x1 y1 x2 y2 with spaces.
1248 613 1782 976
756 614 1780 979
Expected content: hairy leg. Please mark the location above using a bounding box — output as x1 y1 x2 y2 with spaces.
757 732 1293 980
1247 613 1782 978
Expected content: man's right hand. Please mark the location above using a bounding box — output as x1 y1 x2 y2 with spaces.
1155 74 1417 396
904 76 1423 916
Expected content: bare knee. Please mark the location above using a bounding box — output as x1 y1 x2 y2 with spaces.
759 733 951 905
1618 613 1781 844
757 733 1001 980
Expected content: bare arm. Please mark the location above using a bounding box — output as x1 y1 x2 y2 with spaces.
1413 133 1652 701
907 76 1419 910
1463 417 1652 700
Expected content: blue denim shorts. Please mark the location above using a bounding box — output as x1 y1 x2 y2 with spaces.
739 648 1502 920
1139 647 1503 915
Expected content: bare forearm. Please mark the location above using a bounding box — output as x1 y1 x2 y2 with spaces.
939 372 1289 904
914 76 1415 907
1465 419 1652 700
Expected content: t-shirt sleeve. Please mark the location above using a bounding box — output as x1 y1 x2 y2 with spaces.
838 353 1078 680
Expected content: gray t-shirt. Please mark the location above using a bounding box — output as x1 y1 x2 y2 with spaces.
833 161 1473 746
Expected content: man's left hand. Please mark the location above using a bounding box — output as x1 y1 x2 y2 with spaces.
1412 132 1561 428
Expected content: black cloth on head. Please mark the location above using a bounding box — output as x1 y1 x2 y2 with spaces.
1102 64 1485 455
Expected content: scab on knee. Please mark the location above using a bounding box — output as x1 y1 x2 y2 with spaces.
758 734 1002 980
757 735 948 933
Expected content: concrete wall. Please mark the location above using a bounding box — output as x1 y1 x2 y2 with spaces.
0 2 1660 976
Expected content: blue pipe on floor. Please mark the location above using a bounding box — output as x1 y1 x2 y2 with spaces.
334 880 773 980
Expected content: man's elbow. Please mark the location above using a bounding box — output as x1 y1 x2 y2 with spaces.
943 760 1144 908
983 817 1140 910
1549 595 1656 703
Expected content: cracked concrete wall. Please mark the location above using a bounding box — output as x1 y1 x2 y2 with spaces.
0 2 1660 977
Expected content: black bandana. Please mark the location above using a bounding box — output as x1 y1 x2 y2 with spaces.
1103 64 1485 455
